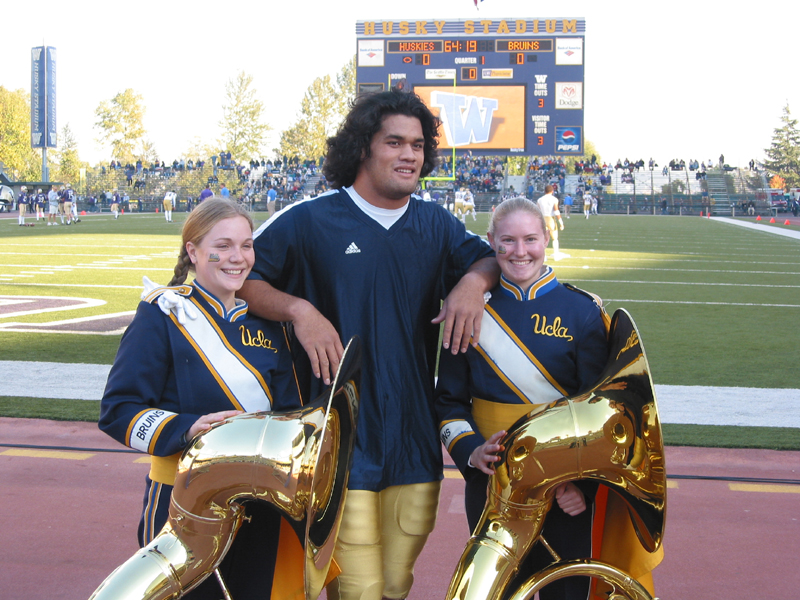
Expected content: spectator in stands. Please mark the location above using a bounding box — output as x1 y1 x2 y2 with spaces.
220 184 230 199
198 184 213 204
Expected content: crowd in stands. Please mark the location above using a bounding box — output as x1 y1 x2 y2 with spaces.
92 149 764 214
428 154 505 192
99 153 331 204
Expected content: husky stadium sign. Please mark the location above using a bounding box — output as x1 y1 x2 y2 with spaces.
356 18 585 156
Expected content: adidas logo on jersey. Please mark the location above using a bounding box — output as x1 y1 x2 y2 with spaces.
345 242 361 254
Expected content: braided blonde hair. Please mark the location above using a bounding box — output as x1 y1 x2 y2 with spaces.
168 198 254 286
488 197 546 238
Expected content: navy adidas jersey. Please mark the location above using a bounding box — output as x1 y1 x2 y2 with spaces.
17 192 29 205
250 188 494 491
435 271 610 473
99 283 302 457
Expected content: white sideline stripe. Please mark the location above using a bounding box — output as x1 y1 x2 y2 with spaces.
655 385 800 428
711 217 800 240
1 363 797 429
0 362 112 401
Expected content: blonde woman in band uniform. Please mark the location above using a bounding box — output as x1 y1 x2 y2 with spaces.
99 198 303 600
435 198 661 599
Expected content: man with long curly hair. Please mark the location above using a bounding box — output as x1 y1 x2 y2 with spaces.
240 89 498 600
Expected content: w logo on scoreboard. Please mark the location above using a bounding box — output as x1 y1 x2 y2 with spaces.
430 91 499 147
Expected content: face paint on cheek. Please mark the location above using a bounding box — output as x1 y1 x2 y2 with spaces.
208 253 220 262
497 245 507 255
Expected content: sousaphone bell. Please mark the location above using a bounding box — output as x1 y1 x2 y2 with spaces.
446 309 666 600
89 337 362 600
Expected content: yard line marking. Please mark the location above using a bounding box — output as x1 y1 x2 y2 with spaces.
728 483 800 494
556 265 800 276
0 283 141 289
0 296 106 319
0 264 172 271
1 448 94 460
0 244 176 250
606 299 800 308
568 279 800 289
0 252 172 257
567 255 800 267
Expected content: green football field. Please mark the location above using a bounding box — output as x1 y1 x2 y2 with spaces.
1 210 798 447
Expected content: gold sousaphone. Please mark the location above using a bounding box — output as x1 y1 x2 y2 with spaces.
89 337 362 600
447 309 666 600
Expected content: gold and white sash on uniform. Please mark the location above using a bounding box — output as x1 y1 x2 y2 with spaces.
171 298 273 413
470 305 569 437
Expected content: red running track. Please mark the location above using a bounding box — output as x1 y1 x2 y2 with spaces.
1 417 798 600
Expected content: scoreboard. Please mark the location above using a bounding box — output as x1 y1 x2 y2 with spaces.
356 18 585 156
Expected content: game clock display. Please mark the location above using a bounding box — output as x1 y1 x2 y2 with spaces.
357 18 585 155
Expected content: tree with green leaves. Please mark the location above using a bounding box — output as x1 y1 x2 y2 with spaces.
51 123 86 189
762 104 800 189
0 86 41 181
94 89 148 164
278 58 356 162
335 56 357 120
219 72 271 161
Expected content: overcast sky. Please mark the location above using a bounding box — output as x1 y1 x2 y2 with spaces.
4 0 798 168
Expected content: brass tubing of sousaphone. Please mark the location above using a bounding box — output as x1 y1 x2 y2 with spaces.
445 310 666 600
89 337 361 600
508 559 653 600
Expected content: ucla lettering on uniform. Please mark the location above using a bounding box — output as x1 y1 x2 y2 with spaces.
531 314 574 341
240 325 278 352
430 91 498 147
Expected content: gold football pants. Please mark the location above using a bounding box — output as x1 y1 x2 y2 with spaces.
326 481 441 600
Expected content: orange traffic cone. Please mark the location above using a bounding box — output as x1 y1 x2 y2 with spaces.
699 211 704 216
80 210 86 215
785 220 791 225
756 215 762 221
769 217 776 223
